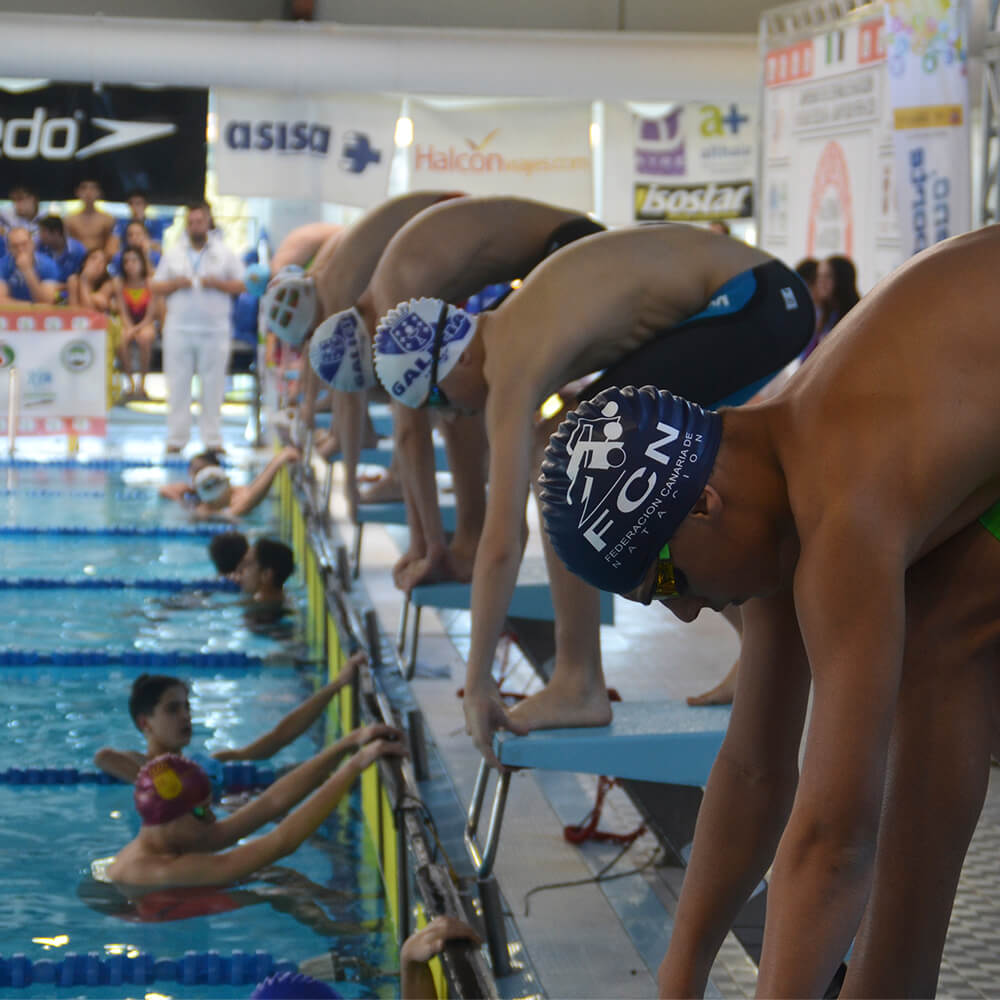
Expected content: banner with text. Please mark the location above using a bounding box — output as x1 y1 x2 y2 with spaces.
0 307 107 437
760 7 904 291
629 101 756 222
884 0 970 257
214 90 399 208
407 101 593 211
0 82 206 204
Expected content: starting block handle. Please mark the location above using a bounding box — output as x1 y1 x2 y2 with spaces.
464 760 511 879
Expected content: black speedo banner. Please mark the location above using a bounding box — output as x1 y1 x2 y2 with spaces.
0 82 207 204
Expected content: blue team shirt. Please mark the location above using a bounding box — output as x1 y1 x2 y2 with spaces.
0 252 60 301
38 237 87 282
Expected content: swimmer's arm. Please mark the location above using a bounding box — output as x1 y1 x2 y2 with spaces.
227 446 301 519
659 591 810 997
463 397 536 765
213 653 363 763
755 518 906 998
158 481 189 501
392 406 449 574
93 747 147 783
207 723 401 848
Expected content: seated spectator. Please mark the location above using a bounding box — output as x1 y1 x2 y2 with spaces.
103 734 406 891
110 219 161 277
68 248 114 312
0 183 41 237
113 246 161 400
93 651 366 782
36 215 87 297
186 446 301 521
65 178 117 255
0 226 59 304
114 189 169 252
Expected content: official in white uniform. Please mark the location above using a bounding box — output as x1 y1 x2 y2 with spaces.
152 202 244 453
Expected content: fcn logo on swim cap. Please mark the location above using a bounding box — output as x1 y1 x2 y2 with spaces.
565 399 680 553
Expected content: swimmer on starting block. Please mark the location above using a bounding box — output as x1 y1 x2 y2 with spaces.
94 651 367 783
105 732 405 892
539 225 1000 997
372 223 814 766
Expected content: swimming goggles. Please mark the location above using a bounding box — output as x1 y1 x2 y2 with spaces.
651 541 687 600
424 301 451 409
191 804 213 823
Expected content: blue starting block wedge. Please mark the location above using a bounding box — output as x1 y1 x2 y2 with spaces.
397 559 614 677
495 700 730 786
352 498 458 578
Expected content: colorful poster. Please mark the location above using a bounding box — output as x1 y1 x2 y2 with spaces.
631 101 756 222
407 101 593 212
0 307 107 437
214 90 399 208
760 10 904 290
884 0 970 256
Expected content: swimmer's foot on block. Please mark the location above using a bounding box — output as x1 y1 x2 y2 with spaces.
358 473 404 505
686 660 738 707
495 700 731 785
507 681 614 733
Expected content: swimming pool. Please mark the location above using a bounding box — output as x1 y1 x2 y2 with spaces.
0 459 396 999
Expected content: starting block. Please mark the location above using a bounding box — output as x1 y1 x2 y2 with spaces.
397 558 615 678
465 700 731 974
352 497 458 578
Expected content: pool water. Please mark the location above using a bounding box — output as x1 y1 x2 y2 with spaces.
0 456 396 998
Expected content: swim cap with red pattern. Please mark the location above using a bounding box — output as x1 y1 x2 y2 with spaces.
134 754 212 826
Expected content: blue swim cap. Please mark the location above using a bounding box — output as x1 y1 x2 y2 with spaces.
539 386 722 595
250 972 342 999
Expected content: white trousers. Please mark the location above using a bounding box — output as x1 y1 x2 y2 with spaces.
163 326 232 451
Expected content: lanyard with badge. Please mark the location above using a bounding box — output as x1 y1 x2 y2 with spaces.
188 245 206 291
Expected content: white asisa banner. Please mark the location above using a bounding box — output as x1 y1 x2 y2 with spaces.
214 90 399 208
760 8 904 291
627 101 757 224
0 307 107 437
884 0 970 257
407 101 593 212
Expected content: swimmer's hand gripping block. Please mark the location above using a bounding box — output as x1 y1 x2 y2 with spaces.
495 700 730 786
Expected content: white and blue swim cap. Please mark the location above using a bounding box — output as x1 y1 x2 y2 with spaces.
373 297 478 408
193 465 231 504
539 385 722 595
259 265 317 347
308 308 376 392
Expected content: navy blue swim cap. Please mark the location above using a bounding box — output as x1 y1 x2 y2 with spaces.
250 972 342 999
539 385 722 595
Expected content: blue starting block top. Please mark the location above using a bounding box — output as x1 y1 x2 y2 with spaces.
410 559 615 624
356 498 457 533
495 700 730 786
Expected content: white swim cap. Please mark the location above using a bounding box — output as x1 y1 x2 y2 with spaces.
194 465 231 504
309 308 376 392
373 297 478 408
259 266 317 347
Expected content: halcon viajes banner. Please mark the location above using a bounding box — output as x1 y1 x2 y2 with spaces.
630 101 756 222
214 90 398 208
407 101 593 212
884 0 970 257
0 82 207 204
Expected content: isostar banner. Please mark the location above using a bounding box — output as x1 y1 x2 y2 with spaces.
0 82 206 204
407 101 593 212
760 10 904 290
0 307 107 437
884 0 970 257
214 90 398 208
631 101 756 222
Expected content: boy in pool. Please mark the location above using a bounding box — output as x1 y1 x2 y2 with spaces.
94 651 366 783
208 530 249 577
158 449 222 505
186 446 301 520
106 737 405 892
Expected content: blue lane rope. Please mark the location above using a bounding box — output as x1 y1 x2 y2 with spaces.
0 458 222 470
0 762 277 791
0 650 265 668
0 578 238 591
0 488 166 500
0 950 295 988
0 524 231 538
